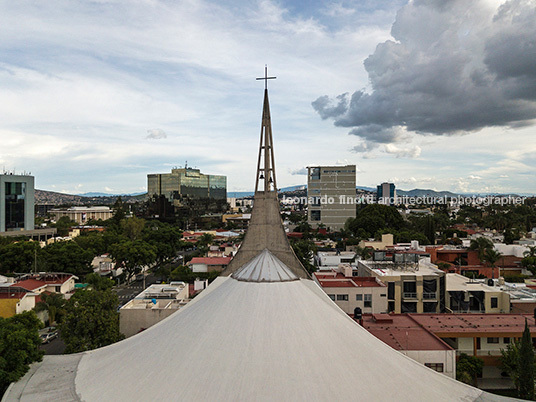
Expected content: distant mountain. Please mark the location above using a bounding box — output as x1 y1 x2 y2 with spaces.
357 186 376 192
77 192 146 197
35 190 86 205
396 188 459 198
36 189 147 205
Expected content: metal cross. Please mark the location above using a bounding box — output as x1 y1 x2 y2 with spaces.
256 65 276 89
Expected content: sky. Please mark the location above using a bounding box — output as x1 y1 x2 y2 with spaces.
1 0 535 195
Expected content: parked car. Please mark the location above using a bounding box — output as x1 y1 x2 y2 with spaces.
40 331 58 344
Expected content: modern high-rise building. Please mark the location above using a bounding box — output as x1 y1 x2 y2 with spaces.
147 167 226 202
0 173 35 232
307 165 357 231
377 182 396 205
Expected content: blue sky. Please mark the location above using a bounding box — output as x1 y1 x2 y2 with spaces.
0 0 535 195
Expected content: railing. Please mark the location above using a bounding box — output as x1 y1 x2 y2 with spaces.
403 292 417 299
423 293 437 300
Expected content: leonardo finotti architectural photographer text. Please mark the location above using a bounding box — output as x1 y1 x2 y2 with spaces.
282 195 526 206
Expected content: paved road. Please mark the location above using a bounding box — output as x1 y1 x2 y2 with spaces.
40 337 66 355
114 274 162 307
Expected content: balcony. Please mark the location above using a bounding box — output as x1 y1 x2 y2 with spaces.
403 292 417 299
423 293 437 300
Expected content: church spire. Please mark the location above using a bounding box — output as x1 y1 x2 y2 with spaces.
255 66 277 193
222 67 309 279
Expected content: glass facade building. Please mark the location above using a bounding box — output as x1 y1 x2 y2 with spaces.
148 168 227 202
0 174 35 232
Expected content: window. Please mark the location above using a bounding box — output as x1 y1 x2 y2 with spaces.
310 210 321 221
328 294 335 301
388 301 395 313
336 294 348 301
380 294 386 297
356 294 363 301
403 281 417 299
487 337 499 344
387 282 395 300
491 297 498 308
504 337 510 344
364 294 372 308
310 167 321 180
425 363 444 373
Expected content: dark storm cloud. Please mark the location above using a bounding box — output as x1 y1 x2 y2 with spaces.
312 0 536 151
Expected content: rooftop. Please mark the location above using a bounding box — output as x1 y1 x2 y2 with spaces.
362 314 453 351
446 273 499 292
314 273 385 288
188 257 232 266
361 259 443 277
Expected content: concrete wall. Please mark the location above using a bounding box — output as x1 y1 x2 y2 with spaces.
403 350 456 379
120 308 179 338
322 286 388 314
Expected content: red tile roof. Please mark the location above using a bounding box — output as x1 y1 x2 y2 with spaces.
362 314 453 351
13 279 48 291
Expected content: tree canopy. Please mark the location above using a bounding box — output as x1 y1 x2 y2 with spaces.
0 311 44 394
60 289 124 354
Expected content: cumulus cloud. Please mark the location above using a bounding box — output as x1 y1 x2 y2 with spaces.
384 144 421 158
289 167 308 175
146 129 167 140
313 0 536 150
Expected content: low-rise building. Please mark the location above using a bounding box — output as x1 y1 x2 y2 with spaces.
315 251 356 270
0 286 39 318
14 273 77 295
314 267 388 314
359 233 394 250
357 257 445 314
362 314 456 379
50 206 113 224
187 256 232 273
446 273 510 313
119 282 189 338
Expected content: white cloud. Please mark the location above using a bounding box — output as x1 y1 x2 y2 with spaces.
146 129 167 140
384 144 421 158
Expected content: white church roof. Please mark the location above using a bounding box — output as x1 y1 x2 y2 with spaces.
233 248 298 282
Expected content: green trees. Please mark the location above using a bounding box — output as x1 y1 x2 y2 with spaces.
53 216 78 237
519 321 535 400
456 353 484 386
521 247 536 275
500 321 535 399
0 311 44 394
0 241 40 274
60 289 124 354
85 272 114 291
347 204 405 239
290 239 317 274
110 239 156 282
469 237 494 263
34 293 66 325
483 248 502 279
41 241 94 275
143 223 184 268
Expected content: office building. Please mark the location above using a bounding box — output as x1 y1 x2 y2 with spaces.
0 173 35 232
307 165 356 231
377 182 396 205
147 167 226 202
49 206 113 224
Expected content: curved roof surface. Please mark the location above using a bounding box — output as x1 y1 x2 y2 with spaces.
6 275 510 401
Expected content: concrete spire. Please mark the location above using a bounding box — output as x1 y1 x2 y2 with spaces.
223 71 309 278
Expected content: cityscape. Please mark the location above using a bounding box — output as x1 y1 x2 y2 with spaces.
1 0 536 401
